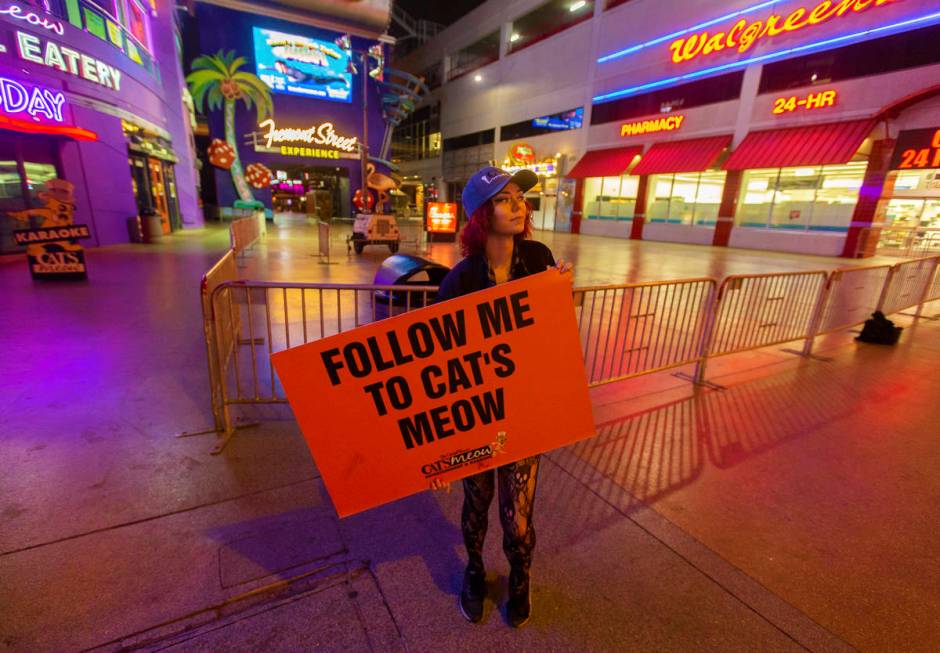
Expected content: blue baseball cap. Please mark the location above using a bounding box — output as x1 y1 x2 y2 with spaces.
461 166 538 218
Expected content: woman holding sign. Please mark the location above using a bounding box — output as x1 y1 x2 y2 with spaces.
433 166 572 627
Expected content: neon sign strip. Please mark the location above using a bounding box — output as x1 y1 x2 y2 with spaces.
598 0 778 64
593 10 940 104
0 114 97 140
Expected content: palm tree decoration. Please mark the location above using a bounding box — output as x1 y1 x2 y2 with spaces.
187 50 273 202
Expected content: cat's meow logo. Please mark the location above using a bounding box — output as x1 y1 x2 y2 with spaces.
422 431 507 477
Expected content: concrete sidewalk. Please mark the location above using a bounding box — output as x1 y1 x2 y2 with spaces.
1 222 937 652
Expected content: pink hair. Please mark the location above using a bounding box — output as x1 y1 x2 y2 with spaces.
459 198 534 258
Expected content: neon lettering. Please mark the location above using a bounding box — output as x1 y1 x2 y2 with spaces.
259 118 358 152
0 4 64 35
16 31 42 63
0 77 66 122
668 0 899 64
14 32 121 91
43 40 66 71
620 114 685 136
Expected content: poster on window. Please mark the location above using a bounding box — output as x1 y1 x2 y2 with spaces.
6 179 90 280
253 27 353 103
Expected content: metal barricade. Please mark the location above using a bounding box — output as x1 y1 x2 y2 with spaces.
317 220 332 264
230 215 261 260
816 264 893 336
691 271 827 383
398 219 429 254
705 270 828 357
877 256 940 316
574 278 717 387
208 280 438 450
200 250 239 433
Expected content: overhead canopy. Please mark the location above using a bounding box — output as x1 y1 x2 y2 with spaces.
566 146 643 178
723 120 875 170
631 135 731 175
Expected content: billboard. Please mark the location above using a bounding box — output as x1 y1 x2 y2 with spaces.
252 27 352 103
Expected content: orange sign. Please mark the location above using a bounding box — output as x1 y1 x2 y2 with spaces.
669 0 898 64
426 201 457 233
621 114 684 137
271 271 596 517
890 128 940 170
772 89 837 114
508 142 536 165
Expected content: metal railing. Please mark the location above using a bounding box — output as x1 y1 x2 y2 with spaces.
199 250 940 452
207 280 438 449
574 278 716 387
230 215 262 260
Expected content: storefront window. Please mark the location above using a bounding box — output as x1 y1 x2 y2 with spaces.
124 0 151 51
24 162 60 204
0 135 61 254
737 163 865 231
584 175 638 220
648 171 726 225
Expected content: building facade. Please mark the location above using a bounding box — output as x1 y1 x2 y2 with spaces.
0 0 201 255
185 2 391 221
393 0 940 257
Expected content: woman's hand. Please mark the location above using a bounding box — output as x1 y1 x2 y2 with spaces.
429 477 451 493
552 258 574 283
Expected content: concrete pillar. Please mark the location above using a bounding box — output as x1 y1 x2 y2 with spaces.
713 169 742 247
499 22 511 59
631 175 649 240
841 138 896 258
571 178 584 234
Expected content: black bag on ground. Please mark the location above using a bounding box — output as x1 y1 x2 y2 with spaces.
856 311 902 345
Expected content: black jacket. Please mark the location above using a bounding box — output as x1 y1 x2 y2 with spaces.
436 239 556 302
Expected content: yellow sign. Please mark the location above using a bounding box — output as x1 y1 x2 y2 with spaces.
772 89 837 114
621 114 684 136
258 118 357 152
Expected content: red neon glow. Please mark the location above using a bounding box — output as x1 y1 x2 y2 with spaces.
427 202 457 233
0 114 98 141
772 89 837 114
669 0 899 65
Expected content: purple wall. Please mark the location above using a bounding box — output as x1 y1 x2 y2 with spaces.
0 0 202 247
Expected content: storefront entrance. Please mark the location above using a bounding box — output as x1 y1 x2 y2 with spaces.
270 165 349 220
129 154 181 234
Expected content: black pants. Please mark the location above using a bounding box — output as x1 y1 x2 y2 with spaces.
461 455 540 574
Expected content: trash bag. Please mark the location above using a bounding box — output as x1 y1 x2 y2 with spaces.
856 311 902 345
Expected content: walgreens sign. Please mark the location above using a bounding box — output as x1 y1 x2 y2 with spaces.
668 0 900 64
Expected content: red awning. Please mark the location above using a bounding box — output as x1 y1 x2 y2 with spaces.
566 146 643 178
631 135 731 175
723 119 875 170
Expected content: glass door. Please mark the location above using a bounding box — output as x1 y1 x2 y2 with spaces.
147 157 171 235
917 200 940 254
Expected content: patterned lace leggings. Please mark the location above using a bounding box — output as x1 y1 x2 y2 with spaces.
461 455 541 574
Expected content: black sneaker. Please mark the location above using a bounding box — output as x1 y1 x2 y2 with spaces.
459 565 486 623
507 566 531 628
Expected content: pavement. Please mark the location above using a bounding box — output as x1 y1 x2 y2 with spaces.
1 216 938 652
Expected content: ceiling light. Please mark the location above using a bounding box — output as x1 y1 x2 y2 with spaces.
474 74 482 82
510 32 520 42
570 0 586 11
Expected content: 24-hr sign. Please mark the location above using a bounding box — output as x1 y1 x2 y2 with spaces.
890 128 940 170
272 271 595 517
